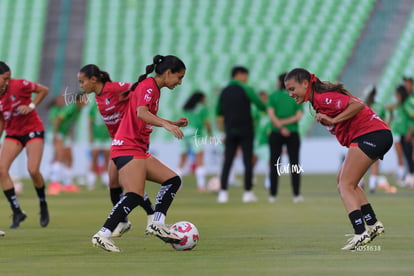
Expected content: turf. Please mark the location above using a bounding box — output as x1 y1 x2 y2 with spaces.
0 174 413 276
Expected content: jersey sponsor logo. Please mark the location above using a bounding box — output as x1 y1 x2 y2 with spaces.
3 111 11 120
105 106 115 111
147 88 153 94
111 139 124 146
144 94 152 102
119 82 126 87
102 112 120 121
23 80 29 86
336 100 342 109
325 98 332 105
362 141 376 148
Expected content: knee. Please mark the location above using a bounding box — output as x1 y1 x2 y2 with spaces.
0 165 9 179
164 175 181 190
27 166 41 179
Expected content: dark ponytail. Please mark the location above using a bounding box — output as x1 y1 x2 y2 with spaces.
285 68 351 96
183 91 205 111
0 61 11 74
79 64 112 83
129 54 186 92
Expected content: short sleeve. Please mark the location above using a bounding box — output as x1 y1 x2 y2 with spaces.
136 81 157 107
19 79 38 93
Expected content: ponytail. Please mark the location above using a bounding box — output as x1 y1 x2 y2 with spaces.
79 64 112 83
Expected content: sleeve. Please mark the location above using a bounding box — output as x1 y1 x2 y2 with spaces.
242 84 266 111
136 81 157 107
89 105 96 119
317 92 350 116
200 105 209 122
403 95 414 118
19 79 38 94
58 104 75 120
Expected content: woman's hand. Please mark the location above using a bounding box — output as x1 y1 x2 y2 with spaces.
164 123 184 139
17 105 33 115
315 113 335 126
175 117 189 127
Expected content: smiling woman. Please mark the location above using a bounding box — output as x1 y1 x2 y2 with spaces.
91 55 188 252
284 68 393 251
0 61 50 229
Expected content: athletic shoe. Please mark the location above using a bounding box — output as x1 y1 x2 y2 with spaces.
366 221 385 241
217 190 228 203
242 191 258 203
47 182 62 195
293 195 304 203
145 222 181 244
10 212 27 229
92 232 121 252
268 196 277 203
40 203 50 227
0 230 5 237
147 214 154 229
341 231 370 250
111 221 132 238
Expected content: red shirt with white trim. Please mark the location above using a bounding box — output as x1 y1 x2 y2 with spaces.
94 82 132 138
110 78 160 158
0 79 44 136
312 92 390 147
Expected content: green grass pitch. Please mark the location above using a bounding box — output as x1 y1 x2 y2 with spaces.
0 174 413 276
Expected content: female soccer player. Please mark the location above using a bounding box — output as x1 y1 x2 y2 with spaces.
284 68 392 250
78 64 154 238
177 91 212 192
91 55 187 252
0 61 49 228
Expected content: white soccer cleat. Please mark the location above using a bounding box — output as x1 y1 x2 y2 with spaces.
242 191 258 203
111 221 132 238
341 231 371 250
293 195 304 203
146 214 154 229
366 221 385 241
145 222 181 244
0 230 5 237
268 196 277 203
217 190 228 203
92 232 121 252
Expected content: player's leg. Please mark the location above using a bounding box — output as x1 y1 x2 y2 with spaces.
92 157 146 252
0 138 26 228
26 138 49 227
240 131 256 202
368 160 379 193
394 138 405 182
268 131 284 201
286 132 303 203
87 148 99 189
218 133 239 203
338 146 375 249
194 148 206 192
145 155 181 243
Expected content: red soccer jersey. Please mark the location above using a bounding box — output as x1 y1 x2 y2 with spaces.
312 92 390 147
94 82 132 138
110 77 160 158
0 79 44 136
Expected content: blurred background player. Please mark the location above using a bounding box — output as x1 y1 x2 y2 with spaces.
363 86 388 193
177 91 212 192
216 66 267 203
87 104 111 190
0 61 49 228
387 85 410 186
49 93 86 194
285 68 391 250
267 72 303 203
401 77 414 187
78 64 154 237
92 55 187 252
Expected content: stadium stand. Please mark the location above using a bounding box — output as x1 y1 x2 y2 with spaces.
82 0 375 138
377 6 414 103
0 0 48 81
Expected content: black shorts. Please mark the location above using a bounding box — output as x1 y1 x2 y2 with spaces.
6 131 44 147
350 130 393 160
113 156 134 170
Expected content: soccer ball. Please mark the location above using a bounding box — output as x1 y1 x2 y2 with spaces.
207 176 221 193
170 221 199 251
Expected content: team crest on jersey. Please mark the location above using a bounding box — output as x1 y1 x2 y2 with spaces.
119 82 125 86
11 95 16 101
105 98 110 105
144 94 152 102
336 100 342 109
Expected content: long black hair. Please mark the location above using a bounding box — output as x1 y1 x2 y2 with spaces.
285 68 351 96
129 54 186 92
183 91 205 111
79 64 112 83
0 61 11 74
396 85 409 104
